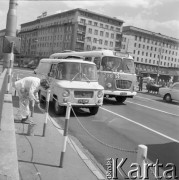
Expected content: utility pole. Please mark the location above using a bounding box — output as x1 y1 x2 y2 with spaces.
3 0 18 92
156 43 162 84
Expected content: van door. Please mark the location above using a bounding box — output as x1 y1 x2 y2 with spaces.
48 63 58 97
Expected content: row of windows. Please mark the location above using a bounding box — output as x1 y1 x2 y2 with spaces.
86 37 114 47
22 34 72 43
86 45 110 51
37 25 72 35
135 57 178 67
133 50 179 62
134 43 178 56
135 35 179 50
80 18 121 32
88 28 115 38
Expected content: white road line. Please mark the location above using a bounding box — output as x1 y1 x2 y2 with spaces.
126 100 179 117
135 95 154 101
100 107 179 143
136 95 155 101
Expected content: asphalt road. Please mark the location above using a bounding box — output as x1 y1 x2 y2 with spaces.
12 68 179 179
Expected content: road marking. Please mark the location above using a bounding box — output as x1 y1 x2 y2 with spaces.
14 69 33 73
126 100 179 117
100 107 179 143
135 95 153 101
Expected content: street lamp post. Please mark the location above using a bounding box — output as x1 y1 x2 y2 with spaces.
156 43 162 84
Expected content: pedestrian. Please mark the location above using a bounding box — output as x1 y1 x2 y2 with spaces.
162 79 166 87
167 77 173 87
138 75 143 91
15 77 49 122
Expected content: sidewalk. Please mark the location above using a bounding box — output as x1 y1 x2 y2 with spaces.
12 96 105 180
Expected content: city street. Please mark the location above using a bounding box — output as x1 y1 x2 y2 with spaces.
13 68 179 179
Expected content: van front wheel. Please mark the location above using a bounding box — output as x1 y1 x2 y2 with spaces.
115 96 126 103
54 99 65 115
89 106 99 115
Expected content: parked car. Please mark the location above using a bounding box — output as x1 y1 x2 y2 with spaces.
159 82 179 102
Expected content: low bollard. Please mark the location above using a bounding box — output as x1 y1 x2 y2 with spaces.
14 74 19 96
136 145 148 180
59 102 71 168
42 89 51 137
31 100 35 117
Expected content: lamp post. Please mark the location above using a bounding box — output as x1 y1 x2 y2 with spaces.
156 42 163 84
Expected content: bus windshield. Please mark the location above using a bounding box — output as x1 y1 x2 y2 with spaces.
122 58 135 74
56 62 98 81
101 56 135 73
101 56 122 72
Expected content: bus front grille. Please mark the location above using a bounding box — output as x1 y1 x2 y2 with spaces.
115 80 132 89
74 91 94 98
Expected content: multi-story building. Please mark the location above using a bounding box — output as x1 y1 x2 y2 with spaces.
0 29 6 60
121 26 179 80
18 8 124 60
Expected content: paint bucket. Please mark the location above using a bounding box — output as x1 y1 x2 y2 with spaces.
27 123 36 136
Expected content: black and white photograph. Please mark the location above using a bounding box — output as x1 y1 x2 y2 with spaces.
0 0 179 179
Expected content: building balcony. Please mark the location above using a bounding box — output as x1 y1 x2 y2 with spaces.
77 30 85 35
78 21 87 26
76 38 85 43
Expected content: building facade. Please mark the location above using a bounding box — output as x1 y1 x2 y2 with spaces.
121 26 179 80
18 8 123 60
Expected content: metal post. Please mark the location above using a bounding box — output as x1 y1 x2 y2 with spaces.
60 103 71 168
3 0 18 94
42 89 51 137
136 145 148 180
6 42 14 93
3 0 17 69
31 100 35 117
156 43 163 84
14 74 19 96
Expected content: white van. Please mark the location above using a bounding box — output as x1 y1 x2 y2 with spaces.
35 57 104 115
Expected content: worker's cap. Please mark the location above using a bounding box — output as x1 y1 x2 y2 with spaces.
40 79 50 90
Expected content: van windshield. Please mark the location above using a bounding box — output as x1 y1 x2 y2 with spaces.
56 62 98 81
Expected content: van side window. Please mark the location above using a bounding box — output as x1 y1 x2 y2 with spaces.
85 57 92 61
56 63 65 80
49 64 57 77
94 57 101 70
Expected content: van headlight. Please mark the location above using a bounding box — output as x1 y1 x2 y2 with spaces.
97 90 103 98
106 83 112 88
62 90 70 97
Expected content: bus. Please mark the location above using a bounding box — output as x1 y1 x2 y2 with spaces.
50 50 137 103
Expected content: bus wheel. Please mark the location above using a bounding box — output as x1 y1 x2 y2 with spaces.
115 96 126 103
53 99 65 115
89 106 99 115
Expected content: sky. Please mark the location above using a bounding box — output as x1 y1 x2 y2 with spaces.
0 0 179 39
